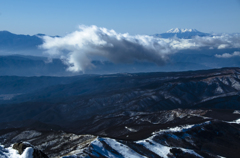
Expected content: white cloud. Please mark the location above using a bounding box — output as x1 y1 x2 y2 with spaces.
40 25 240 72
215 51 240 58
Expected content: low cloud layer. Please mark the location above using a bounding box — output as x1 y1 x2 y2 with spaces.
41 25 240 72
215 51 240 58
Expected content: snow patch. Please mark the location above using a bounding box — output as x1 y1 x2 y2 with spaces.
11 131 41 142
90 137 122 158
21 147 34 158
152 121 211 135
125 126 138 132
228 118 240 124
137 139 170 158
181 148 203 158
233 110 240 114
136 139 203 158
103 138 147 158
0 144 33 158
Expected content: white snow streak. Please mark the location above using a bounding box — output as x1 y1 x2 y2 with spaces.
0 144 33 158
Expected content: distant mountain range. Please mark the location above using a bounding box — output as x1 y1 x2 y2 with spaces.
0 28 213 56
0 30 239 76
0 31 43 52
153 28 211 38
0 31 60 56
0 28 211 55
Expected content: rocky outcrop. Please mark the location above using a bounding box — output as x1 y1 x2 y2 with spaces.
13 142 49 158
0 130 96 158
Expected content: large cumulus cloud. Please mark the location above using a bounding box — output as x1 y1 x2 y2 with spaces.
40 25 240 72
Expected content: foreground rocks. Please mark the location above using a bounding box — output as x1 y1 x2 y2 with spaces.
0 108 239 158
13 142 49 158
0 130 96 157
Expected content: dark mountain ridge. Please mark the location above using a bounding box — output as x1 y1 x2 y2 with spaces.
0 67 240 133
0 31 42 50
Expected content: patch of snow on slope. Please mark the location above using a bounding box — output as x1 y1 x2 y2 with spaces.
180 148 203 158
11 131 41 143
233 110 240 114
125 126 138 132
228 118 240 124
137 139 170 158
137 139 203 158
102 137 147 158
152 121 211 135
0 144 33 158
90 137 122 158
20 147 34 158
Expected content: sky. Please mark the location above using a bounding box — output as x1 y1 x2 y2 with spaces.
0 0 240 36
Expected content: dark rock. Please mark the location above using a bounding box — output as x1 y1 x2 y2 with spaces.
13 142 30 155
13 142 49 158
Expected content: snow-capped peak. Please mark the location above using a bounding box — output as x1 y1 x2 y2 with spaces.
166 28 198 33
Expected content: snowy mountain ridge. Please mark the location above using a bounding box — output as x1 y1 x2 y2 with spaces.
1 117 240 158
154 28 210 38
166 28 199 33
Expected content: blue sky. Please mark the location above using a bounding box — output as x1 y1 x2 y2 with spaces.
0 0 240 36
